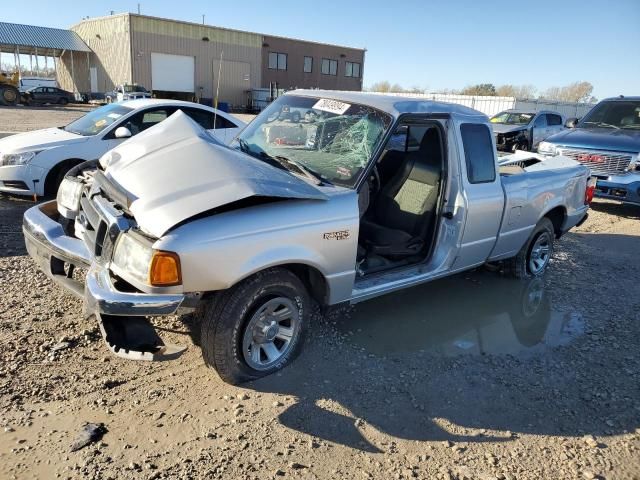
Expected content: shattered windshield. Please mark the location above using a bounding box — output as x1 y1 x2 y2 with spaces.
232 95 392 187
490 112 534 125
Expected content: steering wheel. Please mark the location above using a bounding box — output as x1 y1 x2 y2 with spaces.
369 165 381 198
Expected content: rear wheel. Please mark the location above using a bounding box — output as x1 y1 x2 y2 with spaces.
198 268 310 384
59 97 69 106
0 85 19 106
505 218 554 279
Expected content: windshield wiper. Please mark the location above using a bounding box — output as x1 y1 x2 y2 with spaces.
271 155 326 185
582 121 620 130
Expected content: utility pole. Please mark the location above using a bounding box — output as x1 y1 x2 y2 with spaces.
202 14 205 25
137 3 140 14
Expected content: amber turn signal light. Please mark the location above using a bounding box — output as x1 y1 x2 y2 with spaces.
149 251 182 286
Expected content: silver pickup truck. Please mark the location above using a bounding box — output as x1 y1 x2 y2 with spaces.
23 91 593 384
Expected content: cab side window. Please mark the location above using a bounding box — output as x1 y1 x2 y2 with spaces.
461 123 496 184
546 114 562 126
534 115 546 127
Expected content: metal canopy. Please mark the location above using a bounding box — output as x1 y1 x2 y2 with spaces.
0 22 91 55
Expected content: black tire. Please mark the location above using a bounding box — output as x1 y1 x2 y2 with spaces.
0 85 19 106
106 96 113 104
45 160 82 198
198 267 310 384
504 217 554 279
59 97 69 106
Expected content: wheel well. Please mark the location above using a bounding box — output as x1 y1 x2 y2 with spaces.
44 159 84 197
283 264 329 306
544 206 566 238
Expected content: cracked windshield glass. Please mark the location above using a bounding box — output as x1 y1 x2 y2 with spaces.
232 95 392 187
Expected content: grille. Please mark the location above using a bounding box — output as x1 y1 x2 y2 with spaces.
77 185 129 263
560 148 633 176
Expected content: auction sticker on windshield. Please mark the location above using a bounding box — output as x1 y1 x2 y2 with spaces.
313 98 351 115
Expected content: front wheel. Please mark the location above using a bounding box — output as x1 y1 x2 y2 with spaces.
198 268 310 384
504 217 555 279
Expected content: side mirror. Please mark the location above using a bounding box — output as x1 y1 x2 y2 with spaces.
565 117 578 128
114 126 132 139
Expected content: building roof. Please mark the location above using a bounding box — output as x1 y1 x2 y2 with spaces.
288 90 488 119
0 22 91 54
72 12 365 52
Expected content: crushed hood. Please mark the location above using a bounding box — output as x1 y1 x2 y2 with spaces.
491 124 527 135
100 110 328 238
0 127 87 152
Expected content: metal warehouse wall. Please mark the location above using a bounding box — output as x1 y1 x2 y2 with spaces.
261 35 364 91
65 15 133 93
129 15 262 106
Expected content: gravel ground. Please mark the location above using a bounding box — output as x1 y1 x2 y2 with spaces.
0 196 639 480
0 105 254 134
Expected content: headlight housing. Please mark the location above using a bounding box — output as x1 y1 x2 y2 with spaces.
0 151 38 166
538 142 557 156
56 177 83 218
112 233 181 287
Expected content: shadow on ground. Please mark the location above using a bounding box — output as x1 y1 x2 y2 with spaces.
237 269 639 452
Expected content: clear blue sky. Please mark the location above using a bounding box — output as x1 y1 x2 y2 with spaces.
3 0 638 99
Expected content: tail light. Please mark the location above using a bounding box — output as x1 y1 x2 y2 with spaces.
585 177 597 205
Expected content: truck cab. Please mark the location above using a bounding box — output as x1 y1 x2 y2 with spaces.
538 96 640 206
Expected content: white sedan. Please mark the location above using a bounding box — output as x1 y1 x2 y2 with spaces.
0 99 245 197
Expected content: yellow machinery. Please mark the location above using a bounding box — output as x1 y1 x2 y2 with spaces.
0 70 20 106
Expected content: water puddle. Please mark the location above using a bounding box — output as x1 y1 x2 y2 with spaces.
338 271 584 357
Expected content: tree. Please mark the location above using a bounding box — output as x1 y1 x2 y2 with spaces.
369 81 391 93
540 81 595 103
495 84 537 99
460 83 497 96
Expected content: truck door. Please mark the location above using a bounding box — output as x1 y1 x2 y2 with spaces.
454 122 505 268
531 114 547 148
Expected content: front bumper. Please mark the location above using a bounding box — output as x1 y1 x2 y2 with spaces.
0 164 46 196
23 201 189 360
593 174 640 206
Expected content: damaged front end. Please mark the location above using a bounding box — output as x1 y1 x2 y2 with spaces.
24 111 328 361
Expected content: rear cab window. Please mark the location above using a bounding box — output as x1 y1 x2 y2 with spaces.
460 123 496 183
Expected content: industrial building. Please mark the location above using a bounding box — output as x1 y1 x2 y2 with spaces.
52 13 365 108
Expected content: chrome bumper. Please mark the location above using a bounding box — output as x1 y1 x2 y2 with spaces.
23 200 185 316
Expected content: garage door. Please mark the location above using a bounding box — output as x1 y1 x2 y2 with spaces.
151 53 195 93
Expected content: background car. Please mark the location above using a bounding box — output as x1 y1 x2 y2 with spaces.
491 109 565 152
22 86 75 106
105 84 152 103
0 99 245 197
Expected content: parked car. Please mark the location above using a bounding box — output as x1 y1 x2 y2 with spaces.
21 86 75 106
18 77 58 93
491 109 565 152
105 84 152 103
0 99 245 197
538 96 640 206
22 91 592 384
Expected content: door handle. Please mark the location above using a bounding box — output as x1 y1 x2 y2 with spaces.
442 211 454 220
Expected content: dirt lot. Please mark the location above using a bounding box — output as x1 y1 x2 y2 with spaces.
0 195 639 480
1 106 639 479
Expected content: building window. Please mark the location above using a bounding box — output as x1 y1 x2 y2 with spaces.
303 56 313 73
345 62 361 78
321 58 337 76
268 52 287 70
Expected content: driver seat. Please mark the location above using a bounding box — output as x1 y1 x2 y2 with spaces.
360 128 442 258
